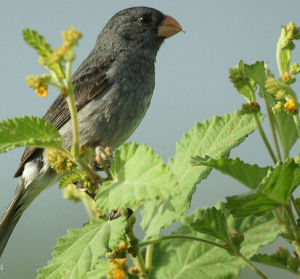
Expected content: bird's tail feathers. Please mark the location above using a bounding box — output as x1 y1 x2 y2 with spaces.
0 181 26 257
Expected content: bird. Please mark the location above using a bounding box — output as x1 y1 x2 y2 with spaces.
0 7 182 257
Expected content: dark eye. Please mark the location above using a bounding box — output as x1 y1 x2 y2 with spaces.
138 14 153 25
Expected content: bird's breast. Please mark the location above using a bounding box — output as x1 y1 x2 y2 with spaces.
60 61 155 150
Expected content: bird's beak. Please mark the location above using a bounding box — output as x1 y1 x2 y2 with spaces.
157 15 182 38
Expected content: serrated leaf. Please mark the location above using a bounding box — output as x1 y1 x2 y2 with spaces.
193 156 269 190
37 217 126 279
83 260 109 279
141 111 263 238
23 29 52 59
229 61 257 102
0 116 62 152
23 28 65 79
244 61 266 96
226 192 279 217
148 205 280 279
191 207 231 243
95 143 180 212
226 160 300 216
251 252 300 274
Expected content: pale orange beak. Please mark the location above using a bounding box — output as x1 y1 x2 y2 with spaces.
157 15 182 38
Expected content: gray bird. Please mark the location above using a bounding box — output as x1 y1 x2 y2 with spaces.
0 7 182 256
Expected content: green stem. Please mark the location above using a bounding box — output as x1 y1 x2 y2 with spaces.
285 203 300 255
140 234 227 250
81 196 98 220
276 30 284 77
238 252 269 279
263 96 282 161
145 244 153 272
253 113 277 164
292 114 300 140
135 249 147 279
65 61 80 160
49 80 62 90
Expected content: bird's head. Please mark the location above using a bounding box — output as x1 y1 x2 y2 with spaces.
95 7 182 56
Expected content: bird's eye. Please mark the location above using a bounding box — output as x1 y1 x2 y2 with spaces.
138 14 153 25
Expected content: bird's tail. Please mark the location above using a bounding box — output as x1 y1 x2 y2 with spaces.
0 181 26 257
0 168 57 258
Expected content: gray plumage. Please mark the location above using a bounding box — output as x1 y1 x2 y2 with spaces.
0 6 180 257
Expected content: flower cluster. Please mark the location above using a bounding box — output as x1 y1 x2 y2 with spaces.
25 74 51 97
45 149 75 173
62 25 82 48
280 22 300 50
106 258 127 279
291 63 300 76
265 76 299 114
78 173 98 192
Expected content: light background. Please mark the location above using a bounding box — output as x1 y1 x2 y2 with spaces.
0 1 300 278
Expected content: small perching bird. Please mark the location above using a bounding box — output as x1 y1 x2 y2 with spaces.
0 6 182 257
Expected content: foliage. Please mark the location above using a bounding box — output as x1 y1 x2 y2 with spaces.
2 21 300 279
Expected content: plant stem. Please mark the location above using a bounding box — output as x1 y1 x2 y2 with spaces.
253 113 277 164
285 203 300 255
276 29 284 77
263 96 282 161
238 252 269 279
139 234 227 250
65 61 80 160
81 196 99 220
145 244 153 272
133 249 147 279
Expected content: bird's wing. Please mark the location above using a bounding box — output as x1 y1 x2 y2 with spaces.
14 61 112 177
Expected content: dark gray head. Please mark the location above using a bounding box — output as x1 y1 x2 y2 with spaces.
93 7 182 57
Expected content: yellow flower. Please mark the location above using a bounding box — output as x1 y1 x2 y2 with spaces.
113 269 125 279
26 74 51 97
34 86 48 97
62 26 82 47
284 99 298 114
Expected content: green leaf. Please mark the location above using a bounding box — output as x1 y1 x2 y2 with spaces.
273 112 298 157
229 61 257 102
191 207 231 243
23 29 65 79
37 217 126 279
243 61 266 96
83 260 109 279
193 156 269 190
148 206 280 279
95 143 180 212
23 29 52 59
0 116 62 153
141 111 263 238
226 160 300 216
226 192 279 217
252 250 300 274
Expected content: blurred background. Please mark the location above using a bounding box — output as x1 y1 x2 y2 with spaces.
1 1 300 278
